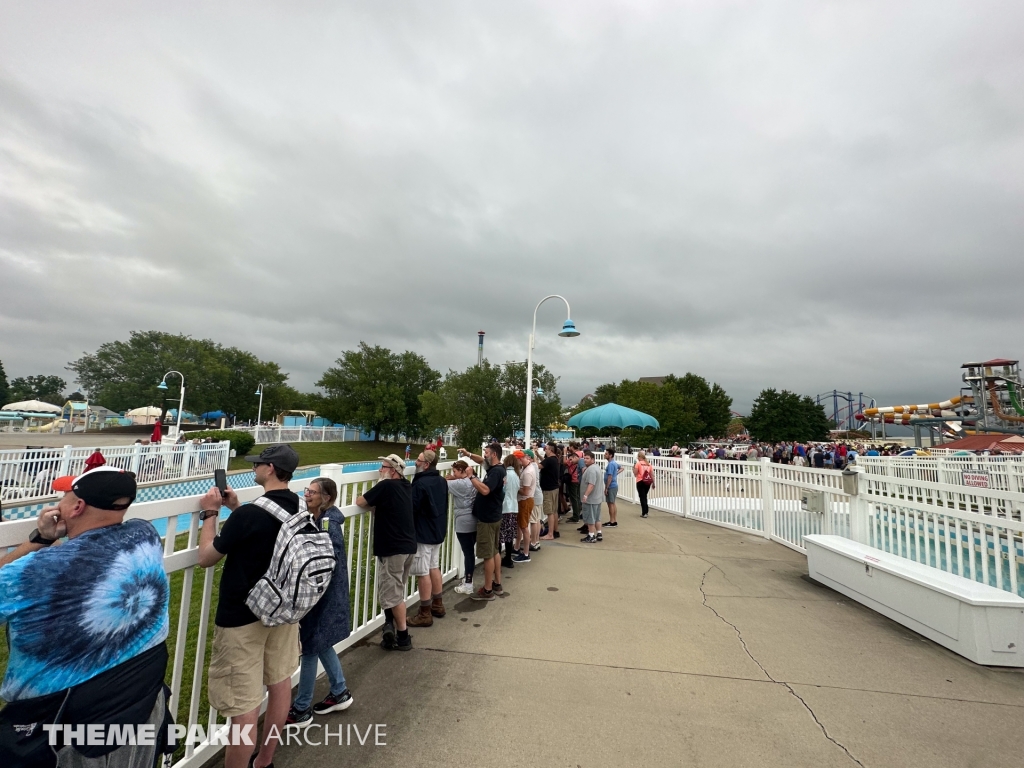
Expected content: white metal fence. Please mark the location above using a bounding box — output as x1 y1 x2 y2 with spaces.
857 454 1024 495
232 426 360 443
0 459 460 768
595 454 1024 596
0 441 231 504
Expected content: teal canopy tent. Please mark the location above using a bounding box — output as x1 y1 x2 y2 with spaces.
567 403 659 431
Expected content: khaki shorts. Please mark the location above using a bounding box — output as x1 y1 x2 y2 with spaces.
208 621 300 717
517 498 534 530
543 488 559 517
412 541 442 576
378 553 414 610
476 519 501 559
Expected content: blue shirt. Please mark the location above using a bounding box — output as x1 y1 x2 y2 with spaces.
604 460 621 489
0 519 169 701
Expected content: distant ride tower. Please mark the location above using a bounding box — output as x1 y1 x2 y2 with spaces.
477 331 485 366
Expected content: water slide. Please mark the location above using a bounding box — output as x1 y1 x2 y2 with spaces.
858 396 970 425
27 419 64 433
1006 381 1024 417
988 383 1024 423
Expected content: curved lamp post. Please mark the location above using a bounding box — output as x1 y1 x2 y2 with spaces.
157 371 185 438
525 295 579 443
255 383 264 433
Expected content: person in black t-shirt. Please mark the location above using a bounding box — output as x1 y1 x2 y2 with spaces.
539 442 561 541
356 454 417 651
407 449 449 628
196 443 301 768
457 443 505 601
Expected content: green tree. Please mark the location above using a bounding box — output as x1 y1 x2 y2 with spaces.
673 373 733 438
419 360 562 447
9 375 67 404
316 343 439 440
746 389 831 442
496 362 562 439
583 374 729 445
0 360 9 406
567 395 596 419
420 361 506 450
68 331 289 420
593 382 619 405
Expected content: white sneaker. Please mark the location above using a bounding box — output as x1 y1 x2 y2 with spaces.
454 581 475 594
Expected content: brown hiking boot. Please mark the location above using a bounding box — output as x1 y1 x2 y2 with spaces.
406 605 433 627
431 597 446 618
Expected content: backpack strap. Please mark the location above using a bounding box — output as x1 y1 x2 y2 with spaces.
253 495 308 523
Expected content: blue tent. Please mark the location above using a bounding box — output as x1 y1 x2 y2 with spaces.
201 410 228 420
567 403 660 431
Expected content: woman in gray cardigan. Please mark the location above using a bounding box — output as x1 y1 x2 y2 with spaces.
287 477 353 725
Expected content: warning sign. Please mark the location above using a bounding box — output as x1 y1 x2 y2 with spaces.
962 472 990 489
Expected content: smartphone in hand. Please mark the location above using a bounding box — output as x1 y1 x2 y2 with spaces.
214 469 228 498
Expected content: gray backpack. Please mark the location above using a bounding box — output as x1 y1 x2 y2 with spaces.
245 495 336 626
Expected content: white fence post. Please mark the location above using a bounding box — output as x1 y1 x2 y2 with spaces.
760 457 774 540
181 441 194 478
682 456 692 518
850 471 869 544
130 442 143 475
58 445 73 477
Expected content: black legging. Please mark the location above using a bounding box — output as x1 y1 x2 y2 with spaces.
636 481 652 516
456 531 477 578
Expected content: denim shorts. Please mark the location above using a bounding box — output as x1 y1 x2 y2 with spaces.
581 503 602 525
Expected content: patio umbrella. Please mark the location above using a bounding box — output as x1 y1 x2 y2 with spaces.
1 399 62 413
567 403 660 431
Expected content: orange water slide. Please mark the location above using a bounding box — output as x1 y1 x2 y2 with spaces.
862 396 969 418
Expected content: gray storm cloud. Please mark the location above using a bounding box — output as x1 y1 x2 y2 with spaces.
1 1 1023 412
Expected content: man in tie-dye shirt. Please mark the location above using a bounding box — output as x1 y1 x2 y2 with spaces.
0 466 170 766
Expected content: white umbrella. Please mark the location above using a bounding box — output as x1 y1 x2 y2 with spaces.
1 399 63 413
126 406 162 416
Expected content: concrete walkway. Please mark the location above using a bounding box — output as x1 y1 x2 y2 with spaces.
249 501 1024 768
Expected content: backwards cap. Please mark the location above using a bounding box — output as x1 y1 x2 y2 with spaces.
52 466 138 511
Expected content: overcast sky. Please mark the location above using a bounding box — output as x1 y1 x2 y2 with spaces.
2 1 1022 416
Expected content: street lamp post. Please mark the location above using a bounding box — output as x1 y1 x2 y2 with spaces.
524 295 579 443
255 383 264 441
157 371 185 439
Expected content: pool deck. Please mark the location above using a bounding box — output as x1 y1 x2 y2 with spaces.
217 500 1023 768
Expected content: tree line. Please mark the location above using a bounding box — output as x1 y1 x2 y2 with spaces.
3 335 833 444
1 332 565 445
573 373 734 444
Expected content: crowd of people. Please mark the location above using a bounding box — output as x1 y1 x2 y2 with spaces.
4 432 918 768
686 440 919 468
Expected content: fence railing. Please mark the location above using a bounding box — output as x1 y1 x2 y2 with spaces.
232 426 361 443
0 459 460 768
593 454 1024 596
0 441 231 504
857 454 1024 495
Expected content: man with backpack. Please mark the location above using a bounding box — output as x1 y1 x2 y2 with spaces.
197 444 304 768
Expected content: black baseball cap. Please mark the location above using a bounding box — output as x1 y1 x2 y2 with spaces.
244 444 300 473
52 467 138 511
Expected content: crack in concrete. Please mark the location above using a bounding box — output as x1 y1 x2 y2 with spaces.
698 563 866 768
414 646 1024 710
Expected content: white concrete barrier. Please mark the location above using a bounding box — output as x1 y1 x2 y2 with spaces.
805 534 1024 667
